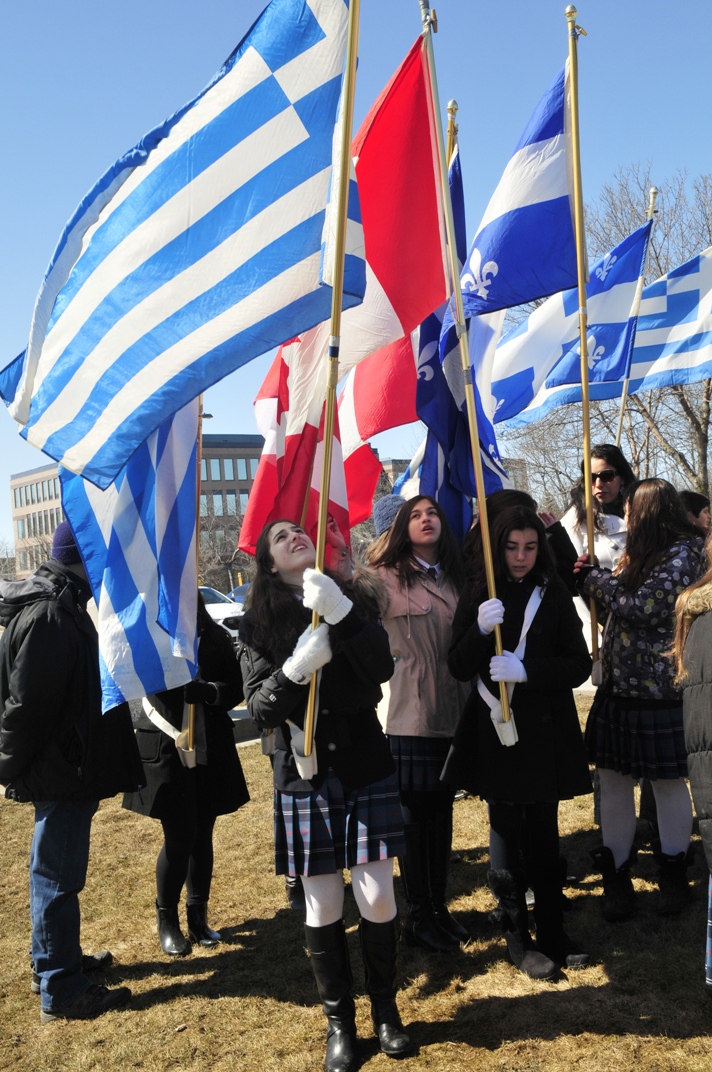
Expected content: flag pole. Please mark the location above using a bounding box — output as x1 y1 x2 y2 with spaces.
302 0 361 757
419 0 511 721
615 186 658 446
188 396 205 752
565 5 600 662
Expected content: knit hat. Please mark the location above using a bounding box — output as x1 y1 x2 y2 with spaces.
373 494 405 536
52 521 82 566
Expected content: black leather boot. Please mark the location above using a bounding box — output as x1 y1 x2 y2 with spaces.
304 920 357 1072
654 847 693 916
429 812 469 942
399 823 459 952
359 917 412 1057
531 873 590 970
285 874 306 912
187 903 221 947
156 902 191 956
590 846 636 921
487 870 557 980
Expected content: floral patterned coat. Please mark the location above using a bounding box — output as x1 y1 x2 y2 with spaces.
582 537 704 701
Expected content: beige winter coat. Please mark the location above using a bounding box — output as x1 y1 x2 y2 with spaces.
377 565 470 737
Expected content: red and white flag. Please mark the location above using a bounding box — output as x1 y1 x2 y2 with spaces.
239 38 446 554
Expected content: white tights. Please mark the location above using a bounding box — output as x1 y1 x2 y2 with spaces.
300 859 397 928
598 768 693 868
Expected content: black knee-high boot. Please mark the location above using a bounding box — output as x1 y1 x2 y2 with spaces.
399 823 459 952
487 870 557 980
358 917 412 1057
428 812 469 942
304 920 357 1072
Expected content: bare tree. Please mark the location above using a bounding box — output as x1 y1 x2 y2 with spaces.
499 164 712 506
198 509 253 593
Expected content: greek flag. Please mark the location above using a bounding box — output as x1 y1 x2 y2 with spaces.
60 401 199 712
492 221 652 426
0 0 365 489
458 64 577 317
417 146 508 522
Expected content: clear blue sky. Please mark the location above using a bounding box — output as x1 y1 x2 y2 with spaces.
0 0 709 541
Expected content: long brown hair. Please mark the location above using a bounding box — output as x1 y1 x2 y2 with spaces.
672 540 712 681
615 478 700 591
368 495 465 590
470 507 556 605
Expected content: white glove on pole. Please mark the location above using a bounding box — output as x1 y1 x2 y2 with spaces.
489 703 519 747
302 568 353 624
489 651 527 684
477 598 505 635
282 623 332 683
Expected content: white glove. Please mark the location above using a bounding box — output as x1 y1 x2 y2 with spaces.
282 623 332 683
302 568 353 624
477 598 505 635
489 651 527 684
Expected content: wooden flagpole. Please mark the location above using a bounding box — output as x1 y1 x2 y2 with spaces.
419 0 511 721
565 5 600 663
615 186 658 446
302 0 361 757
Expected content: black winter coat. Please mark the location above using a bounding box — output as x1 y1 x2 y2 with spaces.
0 561 143 803
442 576 592 802
239 600 395 793
680 582 712 872
123 621 249 821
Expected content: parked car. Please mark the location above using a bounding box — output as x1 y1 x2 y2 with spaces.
227 582 252 609
199 586 242 644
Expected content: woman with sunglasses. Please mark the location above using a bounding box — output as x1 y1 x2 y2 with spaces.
369 496 470 952
444 507 592 978
576 479 704 920
239 521 411 1072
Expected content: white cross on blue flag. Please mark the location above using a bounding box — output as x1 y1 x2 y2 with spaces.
0 0 365 489
458 64 577 317
491 220 652 426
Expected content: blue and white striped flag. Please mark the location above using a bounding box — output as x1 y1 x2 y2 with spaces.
458 64 577 317
492 221 652 426
60 401 199 712
417 146 509 521
1 0 365 489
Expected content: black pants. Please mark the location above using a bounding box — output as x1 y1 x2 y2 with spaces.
488 800 559 878
157 807 217 907
399 787 455 826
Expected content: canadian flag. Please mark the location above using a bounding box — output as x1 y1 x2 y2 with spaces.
239 38 446 554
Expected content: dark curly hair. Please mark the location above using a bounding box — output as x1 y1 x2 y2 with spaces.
367 495 465 591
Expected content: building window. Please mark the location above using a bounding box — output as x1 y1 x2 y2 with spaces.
226 492 237 516
44 510 49 533
200 458 207 482
224 458 234 480
19 550 28 572
54 478 60 499
200 494 209 517
38 513 44 537
30 484 35 504
237 458 247 480
250 457 259 479
47 480 54 500
36 483 42 502
17 518 25 539
42 481 48 501
213 493 224 516
240 492 249 514
13 488 19 508
215 528 225 550
210 458 221 481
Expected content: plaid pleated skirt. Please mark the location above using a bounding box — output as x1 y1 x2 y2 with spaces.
274 768 406 877
388 734 452 794
585 693 688 780
706 876 712 992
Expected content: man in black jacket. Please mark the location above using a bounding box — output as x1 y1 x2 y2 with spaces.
0 523 143 1022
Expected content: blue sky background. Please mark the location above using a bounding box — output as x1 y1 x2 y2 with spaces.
0 0 710 541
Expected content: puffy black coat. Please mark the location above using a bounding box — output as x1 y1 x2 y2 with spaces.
123 620 249 821
0 561 143 803
442 576 592 802
680 582 712 872
239 595 395 793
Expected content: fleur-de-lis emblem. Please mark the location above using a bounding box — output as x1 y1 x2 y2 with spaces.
576 333 605 369
462 247 499 299
595 251 617 283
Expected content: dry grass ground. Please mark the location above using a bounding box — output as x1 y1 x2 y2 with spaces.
1 697 712 1072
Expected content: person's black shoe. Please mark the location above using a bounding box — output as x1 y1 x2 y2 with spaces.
186 903 221 947
31 950 113 995
40 983 131 1023
156 902 191 956
285 874 306 912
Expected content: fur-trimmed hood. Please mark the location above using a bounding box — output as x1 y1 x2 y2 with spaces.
681 580 712 619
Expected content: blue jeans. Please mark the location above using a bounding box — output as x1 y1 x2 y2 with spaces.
30 799 98 1011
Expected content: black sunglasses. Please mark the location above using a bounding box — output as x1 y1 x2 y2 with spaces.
592 469 618 484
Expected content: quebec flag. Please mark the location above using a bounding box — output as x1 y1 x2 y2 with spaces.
0 0 365 490
492 220 652 426
458 64 577 317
